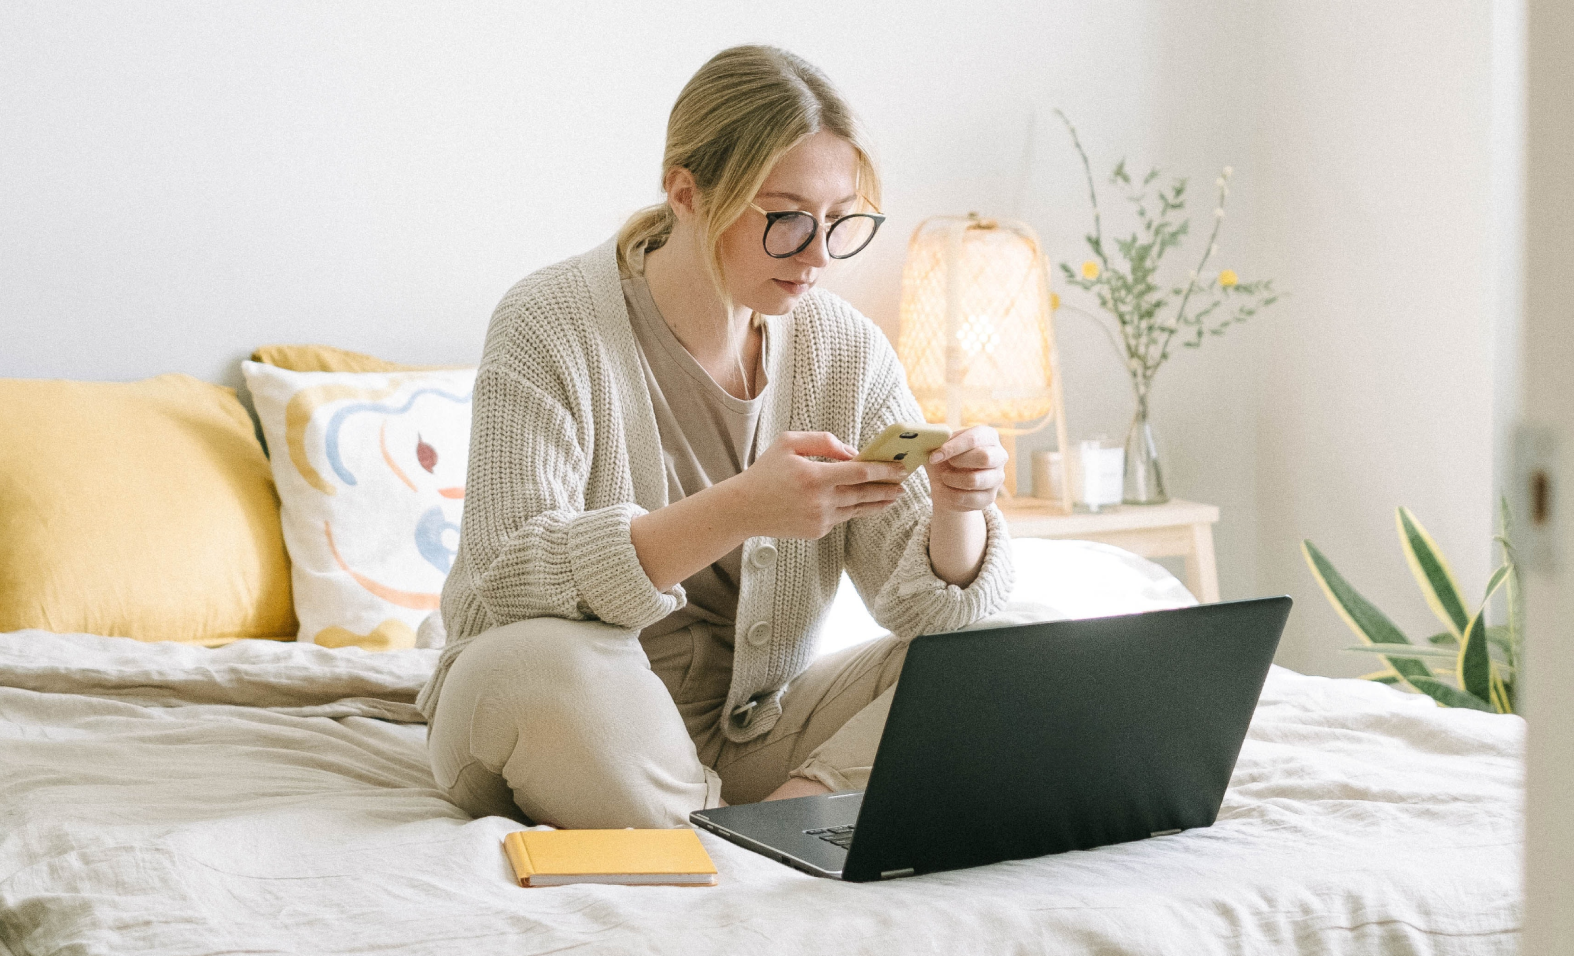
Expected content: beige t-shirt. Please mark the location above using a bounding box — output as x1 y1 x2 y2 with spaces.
620 253 770 736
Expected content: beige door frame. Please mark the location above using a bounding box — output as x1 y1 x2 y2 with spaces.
1519 0 1574 947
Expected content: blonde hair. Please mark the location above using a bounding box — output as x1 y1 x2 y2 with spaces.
616 45 882 303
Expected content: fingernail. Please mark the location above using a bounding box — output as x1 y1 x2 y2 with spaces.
929 451 944 464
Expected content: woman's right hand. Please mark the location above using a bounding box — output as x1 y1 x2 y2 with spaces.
632 431 908 592
730 431 908 540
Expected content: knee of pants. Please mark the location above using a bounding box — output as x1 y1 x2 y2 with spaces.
428 617 642 807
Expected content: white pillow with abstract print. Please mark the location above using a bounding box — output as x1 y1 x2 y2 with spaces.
242 361 474 651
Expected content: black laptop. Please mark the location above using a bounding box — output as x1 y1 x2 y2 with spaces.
690 596 1291 882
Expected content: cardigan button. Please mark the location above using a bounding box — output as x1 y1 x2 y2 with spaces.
731 698 759 728
746 621 772 647
751 543 778 569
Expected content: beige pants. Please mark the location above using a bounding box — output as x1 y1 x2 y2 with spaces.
426 616 908 829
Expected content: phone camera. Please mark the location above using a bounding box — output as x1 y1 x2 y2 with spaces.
899 432 918 439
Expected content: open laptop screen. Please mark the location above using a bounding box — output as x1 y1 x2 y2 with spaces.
842 597 1290 882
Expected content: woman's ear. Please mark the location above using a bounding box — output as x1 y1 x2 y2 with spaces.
663 167 700 221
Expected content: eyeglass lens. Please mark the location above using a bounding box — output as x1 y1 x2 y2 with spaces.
764 213 881 259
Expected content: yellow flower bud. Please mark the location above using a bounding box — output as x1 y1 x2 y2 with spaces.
1050 291 1061 311
1081 260 1100 280
1219 269 1239 288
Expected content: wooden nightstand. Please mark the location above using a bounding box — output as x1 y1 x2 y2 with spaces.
996 497 1221 604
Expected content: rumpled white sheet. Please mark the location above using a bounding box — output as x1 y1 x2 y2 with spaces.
820 537 1202 656
0 624 1521 955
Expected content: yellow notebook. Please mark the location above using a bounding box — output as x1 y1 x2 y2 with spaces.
502 829 719 887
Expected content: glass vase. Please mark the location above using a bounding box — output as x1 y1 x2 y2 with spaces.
1123 391 1169 505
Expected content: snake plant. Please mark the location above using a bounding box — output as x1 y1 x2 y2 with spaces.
1302 497 1521 714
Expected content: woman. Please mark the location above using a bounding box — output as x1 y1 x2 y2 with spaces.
419 45 1014 829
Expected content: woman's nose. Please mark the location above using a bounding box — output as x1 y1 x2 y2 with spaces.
796 227 831 268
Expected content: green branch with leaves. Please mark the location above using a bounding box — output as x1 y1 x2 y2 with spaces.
1054 110 1282 399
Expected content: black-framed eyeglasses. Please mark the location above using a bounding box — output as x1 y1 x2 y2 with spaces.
748 201 886 259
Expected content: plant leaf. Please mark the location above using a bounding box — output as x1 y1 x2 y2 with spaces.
1460 569 1507 704
1396 507 1471 636
1482 564 1509 604
1506 568 1522 715
1343 644 1459 660
1302 540 1430 686
1406 675 1494 712
1499 494 1523 713
1489 667 1513 715
1361 671 1402 685
1499 494 1517 561
1438 627 1513 669
1458 608 1493 703
1479 624 1517 658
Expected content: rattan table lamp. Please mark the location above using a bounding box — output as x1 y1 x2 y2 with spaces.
896 213 1070 508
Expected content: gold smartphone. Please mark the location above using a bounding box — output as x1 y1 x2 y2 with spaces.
855 422 953 476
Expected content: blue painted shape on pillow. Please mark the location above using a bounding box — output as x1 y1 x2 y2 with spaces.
415 505 461 574
324 388 472 487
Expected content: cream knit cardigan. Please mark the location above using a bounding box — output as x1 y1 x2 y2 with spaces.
416 237 1014 742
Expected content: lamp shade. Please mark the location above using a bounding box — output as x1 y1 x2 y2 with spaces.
896 215 1059 428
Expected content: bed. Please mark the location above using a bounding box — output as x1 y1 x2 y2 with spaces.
0 538 1523 956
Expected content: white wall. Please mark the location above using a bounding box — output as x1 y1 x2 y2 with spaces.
0 1 1178 382
1019 0 1503 679
1241 1 1500 677
1 2 1503 680
1014 1 1269 620
0 0 1262 618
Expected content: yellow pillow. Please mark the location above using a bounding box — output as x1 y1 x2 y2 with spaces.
250 344 462 374
0 374 298 645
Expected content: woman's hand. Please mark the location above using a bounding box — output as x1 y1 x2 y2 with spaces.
923 426 1003 587
731 431 908 539
631 431 905 593
925 425 1007 513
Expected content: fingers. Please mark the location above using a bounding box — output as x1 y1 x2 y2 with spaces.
779 431 856 461
929 425 1001 466
932 462 1003 492
836 479 906 507
821 458 909 486
928 426 1006 512
835 498 900 522
927 425 1006 513
936 445 1008 470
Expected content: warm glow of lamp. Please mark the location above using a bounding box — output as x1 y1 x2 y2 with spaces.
897 213 1070 506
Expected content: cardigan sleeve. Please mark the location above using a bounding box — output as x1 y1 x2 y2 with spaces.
442 357 684 635
841 342 1014 639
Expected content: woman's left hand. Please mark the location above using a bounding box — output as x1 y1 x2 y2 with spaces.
925 425 1007 513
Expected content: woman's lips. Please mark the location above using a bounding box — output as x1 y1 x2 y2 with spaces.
773 279 810 295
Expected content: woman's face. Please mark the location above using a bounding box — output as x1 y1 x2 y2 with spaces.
717 130 862 317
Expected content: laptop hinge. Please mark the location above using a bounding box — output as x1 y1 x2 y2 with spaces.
879 867 915 880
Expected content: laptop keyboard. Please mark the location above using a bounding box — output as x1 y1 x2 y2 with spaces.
804 825 855 848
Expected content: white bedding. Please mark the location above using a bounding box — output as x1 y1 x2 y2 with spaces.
0 543 1523 955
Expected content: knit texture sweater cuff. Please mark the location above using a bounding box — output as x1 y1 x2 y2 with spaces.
873 504 1015 638
568 502 685 629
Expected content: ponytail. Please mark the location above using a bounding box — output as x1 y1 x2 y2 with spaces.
615 203 677 275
